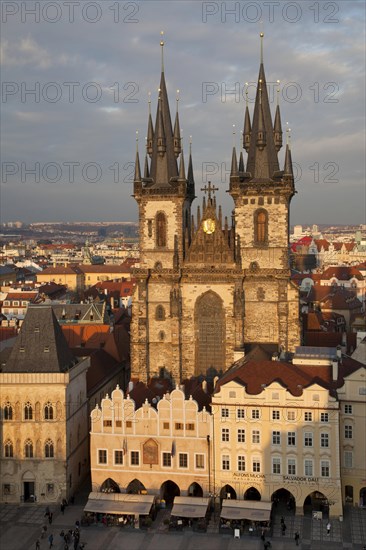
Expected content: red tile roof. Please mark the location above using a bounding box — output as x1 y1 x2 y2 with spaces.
306 286 362 310
39 266 82 275
5 292 38 300
304 331 357 354
78 264 132 274
321 266 364 281
314 239 330 251
215 356 364 397
61 324 110 348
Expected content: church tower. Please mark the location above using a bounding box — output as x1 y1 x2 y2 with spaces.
131 35 300 384
131 35 195 381
229 33 300 352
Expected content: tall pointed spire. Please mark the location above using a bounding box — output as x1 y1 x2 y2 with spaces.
173 90 182 158
187 135 195 193
144 154 150 178
147 92 154 157
231 125 238 176
231 147 238 177
284 125 293 177
243 83 251 152
134 131 142 182
178 147 186 180
273 80 283 152
148 34 179 187
245 32 280 180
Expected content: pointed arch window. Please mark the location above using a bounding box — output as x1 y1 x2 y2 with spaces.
155 305 165 321
24 402 33 420
24 439 33 458
4 402 13 420
156 212 167 248
44 402 54 420
4 439 13 458
254 209 268 245
45 439 54 458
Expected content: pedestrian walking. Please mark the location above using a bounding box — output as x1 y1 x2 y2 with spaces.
327 521 331 535
48 512 53 524
45 506 50 518
48 533 54 548
295 531 300 545
281 522 287 535
35 540 40 550
61 503 65 514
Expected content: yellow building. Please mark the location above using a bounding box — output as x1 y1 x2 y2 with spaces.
90 385 212 501
80 264 133 288
210 349 364 519
36 265 84 292
337 364 366 507
0 305 90 503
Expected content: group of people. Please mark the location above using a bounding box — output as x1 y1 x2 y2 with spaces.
59 524 82 549
36 506 83 550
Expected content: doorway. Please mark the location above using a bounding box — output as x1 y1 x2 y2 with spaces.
24 482 35 502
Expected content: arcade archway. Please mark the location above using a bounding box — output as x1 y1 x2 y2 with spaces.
271 488 296 514
303 491 329 518
244 487 261 501
160 480 180 504
188 482 203 497
126 479 146 494
220 484 237 500
101 478 120 493
345 485 353 504
360 487 366 507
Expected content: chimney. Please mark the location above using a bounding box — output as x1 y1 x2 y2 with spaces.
332 360 339 381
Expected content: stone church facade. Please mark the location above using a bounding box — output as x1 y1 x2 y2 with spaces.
131 39 300 383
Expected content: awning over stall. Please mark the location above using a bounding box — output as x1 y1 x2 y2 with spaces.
220 500 272 521
171 496 210 518
84 492 155 516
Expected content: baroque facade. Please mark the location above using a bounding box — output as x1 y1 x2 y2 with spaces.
131 38 300 383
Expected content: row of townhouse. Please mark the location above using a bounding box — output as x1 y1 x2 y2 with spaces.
89 348 366 518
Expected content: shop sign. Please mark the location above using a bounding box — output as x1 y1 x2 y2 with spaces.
283 476 319 483
233 472 265 479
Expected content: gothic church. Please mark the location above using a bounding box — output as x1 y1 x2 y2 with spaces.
131 36 300 383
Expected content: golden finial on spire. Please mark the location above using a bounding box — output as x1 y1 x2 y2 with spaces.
189 135 192 155
260 31 264 64
148 91 151 114
286 122 291 147
245 82 249 108
232 124 236 148
276 80 280 106
176 89 180 112
160 31 164 72
136 130 139 152
259 78 263 105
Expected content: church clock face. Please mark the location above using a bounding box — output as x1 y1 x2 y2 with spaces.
202 218 216 234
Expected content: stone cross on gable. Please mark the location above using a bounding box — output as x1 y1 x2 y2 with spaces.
201 181 219 201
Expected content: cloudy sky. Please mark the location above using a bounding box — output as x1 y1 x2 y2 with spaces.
1 0 365 225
